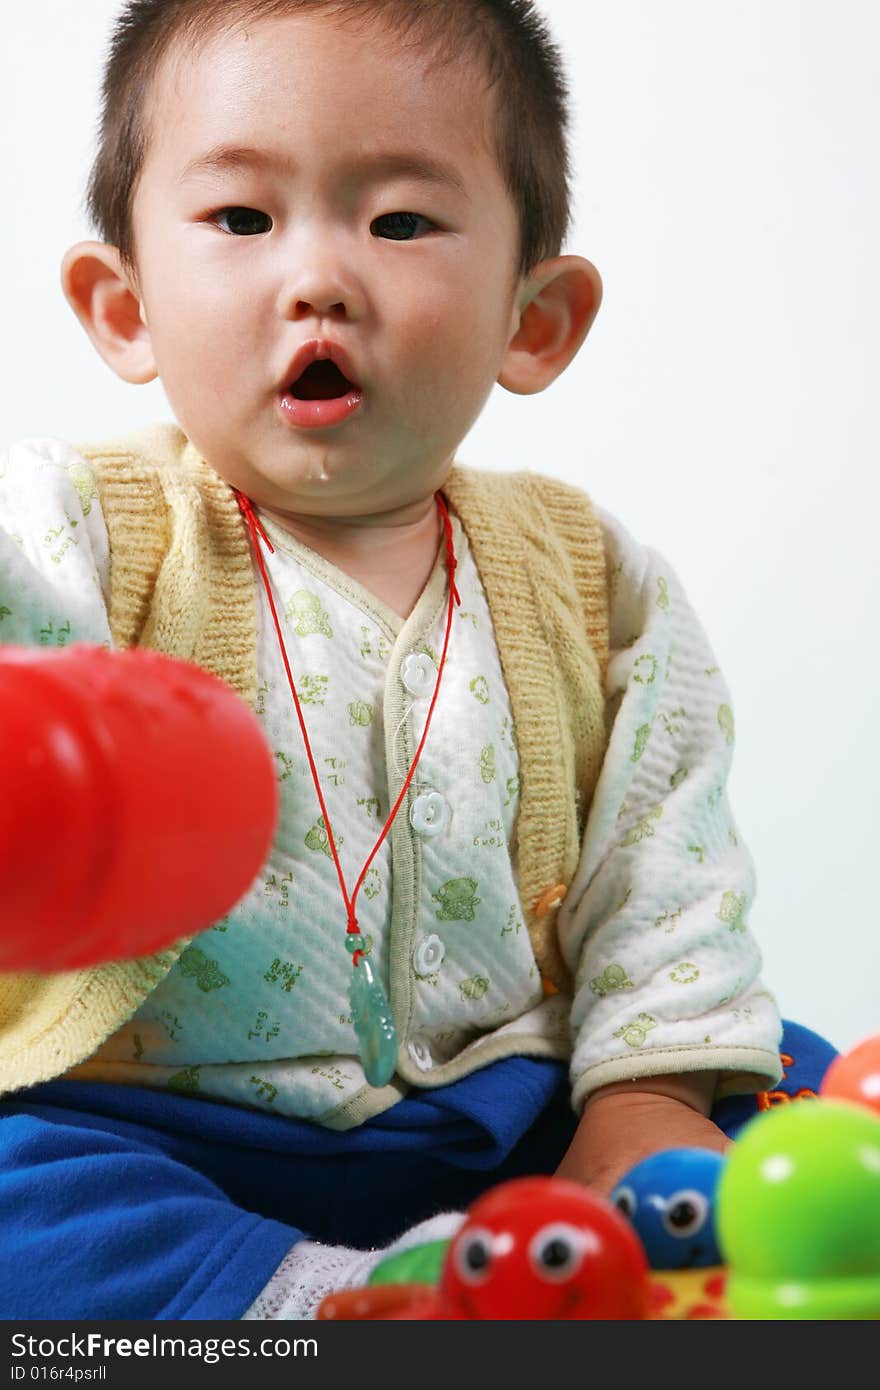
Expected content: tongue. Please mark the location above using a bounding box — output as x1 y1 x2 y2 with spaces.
292 360 353 400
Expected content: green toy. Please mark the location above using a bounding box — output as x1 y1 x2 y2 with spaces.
368 1239 449 1288
717 1100 880 1319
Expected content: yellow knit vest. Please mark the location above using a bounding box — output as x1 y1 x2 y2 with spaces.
0 424 608 1094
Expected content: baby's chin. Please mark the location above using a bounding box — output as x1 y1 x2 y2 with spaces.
259 448 446 516
228 449 366 509
203 433 448 520
249 461 428 526
303 454 333 485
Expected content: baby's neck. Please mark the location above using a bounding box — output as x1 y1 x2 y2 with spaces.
259 495 443 620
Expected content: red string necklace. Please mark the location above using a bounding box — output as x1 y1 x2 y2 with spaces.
234 487 460 1085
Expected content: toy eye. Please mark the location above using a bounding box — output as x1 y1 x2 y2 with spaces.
661 1189 709 1238
612 1184 637 1220
453 1226 494 1284
528 1223 587 1282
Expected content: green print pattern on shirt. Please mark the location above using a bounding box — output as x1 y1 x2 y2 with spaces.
286 590 333 637
43 517 79 566
362 869 381 901
298 675 329 705
479 744 496 783
660 708 687 736
473 818 505 849
469 675 490 705
655 907 683 934
500 716 516 754
501 905 522 938
718 704 735 744
177 946 230 993
416 642 439 667
433 877 481 922
631 723 651 762
264 871 293 907
633 654 658 685
39 619 72 647
669 962 700 984
348 700 373 726
717 890 748 932
248 1010 280 1042
460 976 490 1001
311 1063 351 1091
358 626 391 663
264 958 304 992
275 750 293 781
0 606 10 625
160 1010 183 1040
621 805 663 846
168 1066 201 1094
250 1076 278 1104
589 963 634 997
66 460 98 516
613 1013 657 1048
305 816 341 857
670 767 688 789
656 577 670 611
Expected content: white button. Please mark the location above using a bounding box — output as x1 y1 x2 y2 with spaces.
410 791 451 837
401 652 436 698
413 933 446 977
407 1037 434 1071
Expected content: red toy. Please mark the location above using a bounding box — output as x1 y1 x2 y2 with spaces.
318 1176 652 1320
0 643 279 970
819 1033 880 1119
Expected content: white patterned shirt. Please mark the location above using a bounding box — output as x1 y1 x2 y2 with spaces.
0 436 783 1127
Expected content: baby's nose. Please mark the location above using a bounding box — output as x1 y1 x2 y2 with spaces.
276 251 364 321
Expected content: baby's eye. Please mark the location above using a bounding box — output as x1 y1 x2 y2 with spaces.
371 211 435 241
211 206 272 237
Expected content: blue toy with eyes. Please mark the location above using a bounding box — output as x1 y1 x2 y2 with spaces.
611 1147 725 1270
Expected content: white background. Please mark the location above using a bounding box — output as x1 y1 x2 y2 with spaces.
1 2 877 1051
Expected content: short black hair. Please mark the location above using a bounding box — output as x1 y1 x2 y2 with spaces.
85 0 574 284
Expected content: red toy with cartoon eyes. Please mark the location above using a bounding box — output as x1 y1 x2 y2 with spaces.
318 1176 652 1321
437 1176 651 1320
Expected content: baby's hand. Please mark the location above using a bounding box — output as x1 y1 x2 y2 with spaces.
555 1072 728 1196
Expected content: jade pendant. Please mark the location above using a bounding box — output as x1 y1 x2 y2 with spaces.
349 956 397 1086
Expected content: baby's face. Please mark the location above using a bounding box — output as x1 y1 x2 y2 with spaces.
128 11 526 517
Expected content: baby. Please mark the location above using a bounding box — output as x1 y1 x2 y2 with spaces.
0 0 782 1320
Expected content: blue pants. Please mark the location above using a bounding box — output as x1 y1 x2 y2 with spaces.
0 1022 836 1320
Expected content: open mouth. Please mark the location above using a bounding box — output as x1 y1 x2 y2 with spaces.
289 359 360 400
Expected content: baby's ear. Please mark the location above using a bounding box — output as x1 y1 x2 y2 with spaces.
60 241 157 385
498 255 602 396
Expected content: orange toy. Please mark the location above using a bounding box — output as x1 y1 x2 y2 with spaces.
820 1033 880 1119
